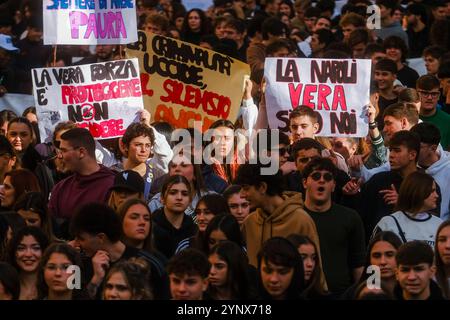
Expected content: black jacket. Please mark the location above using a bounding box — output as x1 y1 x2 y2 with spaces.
152 208 198 260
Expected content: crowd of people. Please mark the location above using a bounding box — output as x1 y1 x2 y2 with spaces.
0 0 450 301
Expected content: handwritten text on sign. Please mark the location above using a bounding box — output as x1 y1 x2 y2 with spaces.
264 58 371 137
43 0 138 45
32 58 144 142
126 31 250 131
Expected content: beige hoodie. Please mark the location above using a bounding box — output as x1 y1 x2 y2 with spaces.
242 191 327 291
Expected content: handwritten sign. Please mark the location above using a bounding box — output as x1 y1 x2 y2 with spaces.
32 58 144 142
126 31 250 131
264 58 371 137
43 0 138 45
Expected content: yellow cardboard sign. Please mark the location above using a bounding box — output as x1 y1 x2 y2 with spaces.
126 31 250 131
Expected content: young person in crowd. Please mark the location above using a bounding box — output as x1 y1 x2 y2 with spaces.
0 135 17 184
342 231 403 299
287 138 350 203
148 154 216 217
14 192 56 242
6 117 53 199
208 240 256 300
435 220 450 299
288 106 349 173
7 226 49 300
223 185 250 225
409 122 450 219
423 46 446 77
70 202 168 299
0 169 40 210
383 36 419 88
394 240 444 300
48 128 116 239
103 258 153 300
257 237 305 300
117 198 153 254
0 262 20 300
234 162 322 276
167 248 210 300
117 120 173 201
0 212 26 260
108 170 145 213
373 172 442 245
353 131 421 240
175 195 230 254
202 214 245 254
373 59 399 128
417 75 450 150
151 175 198 260
37 243 86 300
302 157 366 296
287 234 328 299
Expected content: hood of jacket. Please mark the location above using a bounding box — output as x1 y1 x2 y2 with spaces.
253 191 304 225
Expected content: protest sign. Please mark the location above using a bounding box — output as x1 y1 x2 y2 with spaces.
32 58 144 142
126 31 250 131
264 58 371 137
43 0 138 45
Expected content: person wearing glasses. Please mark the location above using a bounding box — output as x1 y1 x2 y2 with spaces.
37 243 88 300
288 106 349 174
47 128 116 239
302 157 365 297
417 75 450 150
234 162 327 294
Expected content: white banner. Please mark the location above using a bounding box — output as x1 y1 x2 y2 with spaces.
32 58 144 142
264 58 371 137
43 0 138 45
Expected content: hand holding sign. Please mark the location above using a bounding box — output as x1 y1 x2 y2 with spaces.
264 58 371 137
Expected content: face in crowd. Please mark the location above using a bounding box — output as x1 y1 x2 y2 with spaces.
227 192 250 225
303 169 335 205
169 272 208 300
122 203 151 247
260 258 294 299
289 115 318 142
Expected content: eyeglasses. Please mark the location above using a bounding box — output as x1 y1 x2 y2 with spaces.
418 90 440 98
45 263 72 272
309 171 333 182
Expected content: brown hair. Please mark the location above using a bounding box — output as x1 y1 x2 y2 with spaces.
122 123 155 148
383 102 419 126
395 171 435 214
289 105 319 123
398 88 420 104
4 169 41 207
144 13 170 34
339 12 366 28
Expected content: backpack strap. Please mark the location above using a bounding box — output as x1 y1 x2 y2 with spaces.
390 214 407 243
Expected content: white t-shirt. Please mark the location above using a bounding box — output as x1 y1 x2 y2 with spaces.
373 211 443 247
